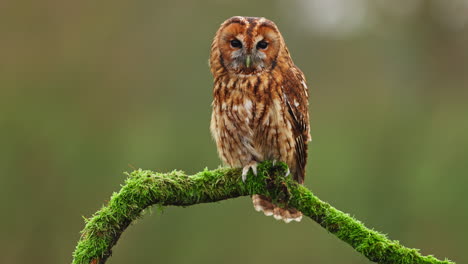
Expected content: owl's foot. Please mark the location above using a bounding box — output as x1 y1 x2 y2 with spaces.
241 161 258 182
272 160 290 177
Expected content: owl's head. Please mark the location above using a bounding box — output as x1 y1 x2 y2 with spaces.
210 16 287 76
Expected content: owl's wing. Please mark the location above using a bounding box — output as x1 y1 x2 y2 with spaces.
281 66 311 184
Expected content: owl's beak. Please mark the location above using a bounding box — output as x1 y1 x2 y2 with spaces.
245 55 252 68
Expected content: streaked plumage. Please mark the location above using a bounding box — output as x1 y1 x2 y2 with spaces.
209 16 311 223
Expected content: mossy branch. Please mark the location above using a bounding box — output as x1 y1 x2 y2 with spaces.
72 161 454 264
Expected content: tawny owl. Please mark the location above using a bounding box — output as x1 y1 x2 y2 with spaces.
209 16 311 223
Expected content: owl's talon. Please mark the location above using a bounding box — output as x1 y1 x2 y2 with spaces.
241 162 258 182
242 167 249 182
251 163 257 176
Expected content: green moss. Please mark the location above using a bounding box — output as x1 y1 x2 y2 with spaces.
71 162 454 264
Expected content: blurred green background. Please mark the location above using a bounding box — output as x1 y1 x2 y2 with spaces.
1 0 467 263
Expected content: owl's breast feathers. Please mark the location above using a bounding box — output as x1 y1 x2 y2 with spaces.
210 66 310 183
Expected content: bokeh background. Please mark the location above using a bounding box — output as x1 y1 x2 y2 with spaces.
1 0 467 263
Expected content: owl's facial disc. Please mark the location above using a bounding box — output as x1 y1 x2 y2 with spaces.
227 36 265 70
217 18 281 75
225 36 273 74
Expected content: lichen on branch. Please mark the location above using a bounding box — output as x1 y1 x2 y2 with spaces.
71 161 454 264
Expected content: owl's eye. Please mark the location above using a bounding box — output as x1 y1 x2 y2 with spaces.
230 39 242 48
257 40 268 49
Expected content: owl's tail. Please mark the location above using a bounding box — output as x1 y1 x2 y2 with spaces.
252 194 302 223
